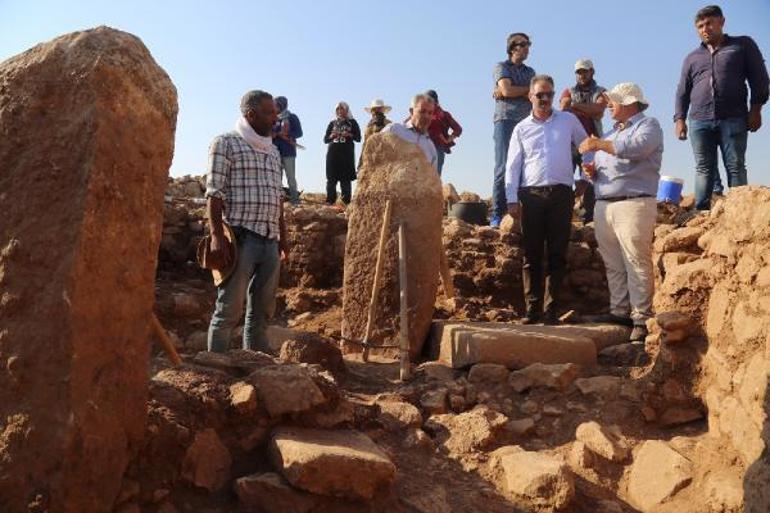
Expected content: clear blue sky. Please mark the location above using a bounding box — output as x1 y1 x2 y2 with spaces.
2 0 769 195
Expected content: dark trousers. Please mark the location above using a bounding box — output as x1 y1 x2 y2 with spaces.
519 185 574 314
326 179 352 204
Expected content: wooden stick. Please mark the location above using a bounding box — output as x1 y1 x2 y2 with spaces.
150 313 182 366
439 244 455 299
398 222 411 381
362 199 393 362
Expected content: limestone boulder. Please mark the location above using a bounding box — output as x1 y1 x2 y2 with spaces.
575 421 630 462
508 363 581 392
270 427 396 500
0 26 176 513
181 429 232 492
248 364 328 418
234 472 316 513
491 447 575 510
342 133 444 358
424 405 508 455
627 440 693 512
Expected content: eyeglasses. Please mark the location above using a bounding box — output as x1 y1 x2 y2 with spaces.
512 41 531 48
534 92 554 100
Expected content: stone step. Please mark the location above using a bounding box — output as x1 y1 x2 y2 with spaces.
428 321 629 369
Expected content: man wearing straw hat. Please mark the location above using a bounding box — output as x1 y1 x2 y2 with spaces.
205 90 289 353
358 99 393 169
579 83 663 344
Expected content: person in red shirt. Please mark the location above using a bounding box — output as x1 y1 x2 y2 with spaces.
424 89 462 176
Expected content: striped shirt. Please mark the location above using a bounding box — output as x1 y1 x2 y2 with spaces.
205 132 283 239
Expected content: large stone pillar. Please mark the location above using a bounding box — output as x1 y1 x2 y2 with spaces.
341 133 443 358
0 27 177 512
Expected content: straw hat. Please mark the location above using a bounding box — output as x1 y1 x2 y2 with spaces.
606 82 649 108
364 98 392 113
197 222 238 286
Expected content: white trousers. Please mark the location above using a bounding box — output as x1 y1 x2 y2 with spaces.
594 197 657 326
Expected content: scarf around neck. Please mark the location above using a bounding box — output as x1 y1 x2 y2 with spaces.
234 116 277 155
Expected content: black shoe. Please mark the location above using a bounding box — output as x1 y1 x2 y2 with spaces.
583 313 634 327
520 310 542 324
629 325 648 342
543 309 561 325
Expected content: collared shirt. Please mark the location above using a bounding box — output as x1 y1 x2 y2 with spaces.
592 112 663 199
560 80 607 136
505 110 588 203
205 132 283 240
675 34 770 121
493 60 536 123
381 121 438 169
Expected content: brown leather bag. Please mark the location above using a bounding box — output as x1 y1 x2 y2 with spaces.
196 222 237 286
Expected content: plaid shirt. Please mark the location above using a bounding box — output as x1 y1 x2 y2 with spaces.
205 132 282 239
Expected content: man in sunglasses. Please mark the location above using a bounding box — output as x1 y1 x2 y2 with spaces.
506 75 588 324
491 32 536 228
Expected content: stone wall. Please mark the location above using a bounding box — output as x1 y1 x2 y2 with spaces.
652 186 770 513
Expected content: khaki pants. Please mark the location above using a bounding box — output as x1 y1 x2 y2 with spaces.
594 197 657 326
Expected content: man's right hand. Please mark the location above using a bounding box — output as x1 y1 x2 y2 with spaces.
507 202 520 219
209 232 232 270
675 119 688 141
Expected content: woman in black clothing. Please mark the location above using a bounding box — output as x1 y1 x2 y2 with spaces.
324 102 361 205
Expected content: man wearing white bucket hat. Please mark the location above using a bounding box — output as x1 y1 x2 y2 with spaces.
358 99 393 169
579 82 663 344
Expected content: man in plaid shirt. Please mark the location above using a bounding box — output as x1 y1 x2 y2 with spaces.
205 90 289 353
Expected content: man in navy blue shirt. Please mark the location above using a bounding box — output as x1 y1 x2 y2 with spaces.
674 5 769 210
272 96 304 205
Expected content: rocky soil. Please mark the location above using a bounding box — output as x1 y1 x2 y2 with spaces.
131 179 770 513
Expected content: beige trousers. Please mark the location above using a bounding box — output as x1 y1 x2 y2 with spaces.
594 197 657 325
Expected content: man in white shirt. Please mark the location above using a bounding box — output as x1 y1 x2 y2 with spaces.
506 74 588 324
381 94 438 169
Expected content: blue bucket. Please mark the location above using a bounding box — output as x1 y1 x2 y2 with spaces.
657 176 684 204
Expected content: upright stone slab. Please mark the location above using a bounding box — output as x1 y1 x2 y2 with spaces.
0 27 177 513
342 133 443 358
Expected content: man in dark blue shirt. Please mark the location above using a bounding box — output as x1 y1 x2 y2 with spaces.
674 5 769 210
272 96 304 205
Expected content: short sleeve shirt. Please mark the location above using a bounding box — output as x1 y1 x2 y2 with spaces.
493 60 536 123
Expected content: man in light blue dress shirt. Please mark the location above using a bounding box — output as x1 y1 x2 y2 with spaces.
579 83 663 344
381 94 438 169
505 74 588 324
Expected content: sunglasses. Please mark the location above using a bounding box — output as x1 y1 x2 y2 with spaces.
512 41 532 48
534 91 555 100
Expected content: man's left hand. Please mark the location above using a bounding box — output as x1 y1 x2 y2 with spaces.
748 110 762 132
493 88 504 100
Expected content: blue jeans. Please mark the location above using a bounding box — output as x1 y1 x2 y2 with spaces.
690 117 748 210
207 227 280 353
493 119 517 217
436 147 446 176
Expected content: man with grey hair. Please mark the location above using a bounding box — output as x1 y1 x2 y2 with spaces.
381 94 438 169
579 82 663 344
506 74 588 324
205 89 289 353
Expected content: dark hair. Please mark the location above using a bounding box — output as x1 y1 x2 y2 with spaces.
695 5 723 22
240 90 273 115
506 32 530 55
424 89 439 103
530 74 554 88
274 96 288 111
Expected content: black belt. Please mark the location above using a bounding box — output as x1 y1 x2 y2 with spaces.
597 194 653 203
519 184 571 193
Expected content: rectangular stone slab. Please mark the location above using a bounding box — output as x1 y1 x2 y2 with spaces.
429 321 598 369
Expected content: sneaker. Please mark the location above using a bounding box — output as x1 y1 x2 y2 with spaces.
629 325 648 342
489 215 502 228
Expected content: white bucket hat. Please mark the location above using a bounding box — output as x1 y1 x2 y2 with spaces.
574 58 594 71
606 82 649 109
364 98 392 113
